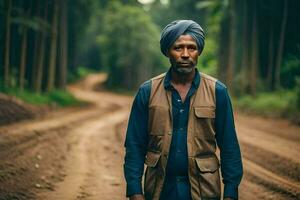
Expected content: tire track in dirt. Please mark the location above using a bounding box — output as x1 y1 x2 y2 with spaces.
237 124 300 165
243 158 300 198
36 108 129 200
241 142 300 183
236 114 300 200
1 74 300 200
33 74 131 200
0 74 131 200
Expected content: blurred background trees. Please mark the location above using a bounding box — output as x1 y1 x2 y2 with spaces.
1 0 300 119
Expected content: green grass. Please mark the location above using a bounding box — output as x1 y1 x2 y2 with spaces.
233 90 299 119
68 66 97 83
0 87 83 107
0 66 98 107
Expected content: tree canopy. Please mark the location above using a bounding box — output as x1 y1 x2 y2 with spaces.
1 0 300 116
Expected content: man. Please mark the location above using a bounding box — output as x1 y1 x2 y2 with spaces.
124 20 243 200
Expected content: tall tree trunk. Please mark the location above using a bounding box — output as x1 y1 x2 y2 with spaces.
217 11 230 83
267 20 274 90
274 0 288 89
249 0 258 96
19 26 28 91
58 0 68 89
226 0 236 91
32 32 40 89
47 0 59 92
240 0 249 94
31 1 40 89
4 0 12 88
35 1 48 93
19 3 32 91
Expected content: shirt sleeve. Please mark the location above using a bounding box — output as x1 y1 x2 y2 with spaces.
124 80 151 197
215 81 243 200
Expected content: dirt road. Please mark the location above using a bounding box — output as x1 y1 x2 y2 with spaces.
0 74 299 200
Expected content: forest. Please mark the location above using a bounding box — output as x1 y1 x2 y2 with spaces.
1 0 300 120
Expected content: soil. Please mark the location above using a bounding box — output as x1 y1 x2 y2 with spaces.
0 93 50 126
0 74 299 200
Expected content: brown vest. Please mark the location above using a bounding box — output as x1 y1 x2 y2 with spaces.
144 72 221 200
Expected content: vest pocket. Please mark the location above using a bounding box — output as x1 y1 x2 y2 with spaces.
195 156 221 199
194 107 216 140
194 107 215 118
144 151 161 200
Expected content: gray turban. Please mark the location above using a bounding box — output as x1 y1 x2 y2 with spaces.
160 20 205 57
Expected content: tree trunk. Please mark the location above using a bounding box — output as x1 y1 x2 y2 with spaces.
58 0 68 89
240 0 249 94
35 1 48 93
19 27 28 91
47 0 59 92
226 0 236 91
217 11 230 83
274 0 288 89
4 0 12 88
31 1 40 89
19 3 32 91
267 20 274 90
249 0 258 96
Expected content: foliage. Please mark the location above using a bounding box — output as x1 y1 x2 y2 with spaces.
197 38 218 76
0 87 82 106
48 90 83 106
234 90 299 119
68 66 96 83
296 77 300 110
281 54 300 89
98 1 168 90
1 0 300 121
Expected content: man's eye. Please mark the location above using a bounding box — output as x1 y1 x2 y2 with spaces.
174 47 181 50
189 46 197 50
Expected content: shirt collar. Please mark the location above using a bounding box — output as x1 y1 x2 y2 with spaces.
164 67 201 90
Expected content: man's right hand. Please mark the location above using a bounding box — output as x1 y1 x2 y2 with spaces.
129 194 145 200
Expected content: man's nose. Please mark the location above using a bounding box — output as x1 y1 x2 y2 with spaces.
181 48 189 58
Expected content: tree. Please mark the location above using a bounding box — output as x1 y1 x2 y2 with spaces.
226 0 237 90
19 1 32 90
34 1 49 93
274 0 288 89
3 0 12 88
47 0 59 92
249 0 259 96
99 2 167 90
58 0 68 89
240 0 250 94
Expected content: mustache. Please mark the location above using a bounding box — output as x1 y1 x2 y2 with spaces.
177 60 194 65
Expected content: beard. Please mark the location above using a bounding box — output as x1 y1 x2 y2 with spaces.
170 58 197 75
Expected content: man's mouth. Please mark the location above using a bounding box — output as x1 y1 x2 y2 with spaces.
178 62 192 66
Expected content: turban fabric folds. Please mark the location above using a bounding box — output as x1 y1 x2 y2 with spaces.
160 20 205 57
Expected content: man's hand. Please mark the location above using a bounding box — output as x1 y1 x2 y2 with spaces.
129 194 145 200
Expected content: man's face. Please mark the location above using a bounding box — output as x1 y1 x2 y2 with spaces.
168 34 199 74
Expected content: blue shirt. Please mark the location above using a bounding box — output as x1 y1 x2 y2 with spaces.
124 68 243 199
